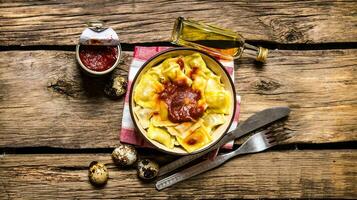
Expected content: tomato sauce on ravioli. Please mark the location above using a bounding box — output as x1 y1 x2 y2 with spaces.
159 82 204 123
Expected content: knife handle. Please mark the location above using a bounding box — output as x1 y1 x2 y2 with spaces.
156 153 229 190
158 150 205 176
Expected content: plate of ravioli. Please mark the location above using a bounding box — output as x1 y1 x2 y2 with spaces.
129 48 236 155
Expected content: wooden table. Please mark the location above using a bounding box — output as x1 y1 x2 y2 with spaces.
1 1 356 199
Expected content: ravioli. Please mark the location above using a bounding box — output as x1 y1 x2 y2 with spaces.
173 119 203 139
186 53 211 75
203 113 226 132
192 75 207 95
177 125 212 153
205 78 231 114
147 63 167 83
151 115 178 127
133 106 154 129
147 125 175 149
162 57 193 86
133 53 232 152
134 74 164 109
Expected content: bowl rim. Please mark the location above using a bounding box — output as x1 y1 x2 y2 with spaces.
76 44 122 76
129 47 237 155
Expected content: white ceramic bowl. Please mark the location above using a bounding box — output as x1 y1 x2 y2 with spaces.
129 48 236 155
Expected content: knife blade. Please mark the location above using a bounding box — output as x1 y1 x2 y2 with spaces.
158 106 290 177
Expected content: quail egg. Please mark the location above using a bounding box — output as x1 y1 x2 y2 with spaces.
88 161 108 186
112 144 138 167
137 159 159 180
104 76 127 99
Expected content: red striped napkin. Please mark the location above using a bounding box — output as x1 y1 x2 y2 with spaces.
120 46 241 149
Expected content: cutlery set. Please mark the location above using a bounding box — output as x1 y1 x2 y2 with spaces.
155 106 292 190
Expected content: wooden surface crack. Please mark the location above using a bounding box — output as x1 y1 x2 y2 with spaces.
47 78 77 98
252 78 281 92
52 166 88 172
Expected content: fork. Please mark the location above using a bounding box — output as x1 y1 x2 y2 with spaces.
156 128 293 190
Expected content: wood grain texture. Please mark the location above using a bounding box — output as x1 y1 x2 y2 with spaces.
0 150 356 199
0 49 356 148
235 49 357 144
0 51 132 149
0 0 356 45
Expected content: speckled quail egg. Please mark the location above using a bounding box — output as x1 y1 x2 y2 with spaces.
137 159 159 180
111 144 138 167
88 161 108 186
104 76 127 99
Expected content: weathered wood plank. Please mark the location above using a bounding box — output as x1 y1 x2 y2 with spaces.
0 51 132 148
0 0 356 45
0 150 356 199
0 49 356 148
235 49 357 144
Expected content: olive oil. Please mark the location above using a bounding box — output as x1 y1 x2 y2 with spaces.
172 17 268 62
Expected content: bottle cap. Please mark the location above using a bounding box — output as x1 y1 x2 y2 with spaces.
256 47 268 62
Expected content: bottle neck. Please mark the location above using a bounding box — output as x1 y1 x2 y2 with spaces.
243 43 268 62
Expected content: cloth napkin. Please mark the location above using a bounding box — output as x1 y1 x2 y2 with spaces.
120 46 241 149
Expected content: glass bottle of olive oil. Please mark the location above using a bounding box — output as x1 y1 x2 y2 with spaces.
172 17 268 62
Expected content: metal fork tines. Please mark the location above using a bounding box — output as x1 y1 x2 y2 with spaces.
156 128 293 190
234 128 292 155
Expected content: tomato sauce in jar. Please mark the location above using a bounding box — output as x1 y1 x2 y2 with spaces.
79 45 118 72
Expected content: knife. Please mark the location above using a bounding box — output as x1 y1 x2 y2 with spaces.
158 106 291 177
